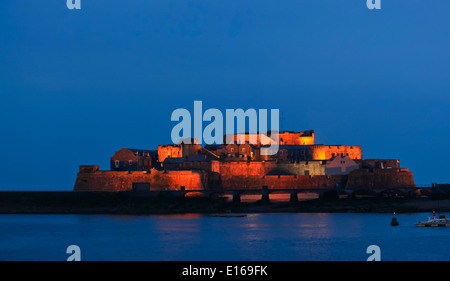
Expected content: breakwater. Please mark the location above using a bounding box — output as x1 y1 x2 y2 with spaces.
1 190 449 214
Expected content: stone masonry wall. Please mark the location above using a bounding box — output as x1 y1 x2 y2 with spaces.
219 174 345 190
73 166 206 191
346 168 416 188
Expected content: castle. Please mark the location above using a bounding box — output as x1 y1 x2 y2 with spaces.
73 130 416 192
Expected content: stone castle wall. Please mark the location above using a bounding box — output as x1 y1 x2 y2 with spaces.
219 174 345 190
73 164 416 192
73 166 207 191
308 145 362 160
173 160 325 176
346 168 416 188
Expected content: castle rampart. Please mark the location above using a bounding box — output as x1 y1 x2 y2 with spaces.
308 145 362 160
73 166 207 192
346 168 416 189
73 129 416 193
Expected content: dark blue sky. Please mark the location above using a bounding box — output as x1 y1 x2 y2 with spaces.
1 0 449 190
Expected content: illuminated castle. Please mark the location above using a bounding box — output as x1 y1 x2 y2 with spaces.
73 130 416 192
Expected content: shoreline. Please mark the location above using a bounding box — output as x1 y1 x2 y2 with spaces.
0 191 449 214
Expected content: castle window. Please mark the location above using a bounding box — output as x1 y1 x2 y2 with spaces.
304 170 310 176
129 160 133 166
115 160 119 168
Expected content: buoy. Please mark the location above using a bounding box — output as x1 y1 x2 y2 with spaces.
391 212 399 226
390 217 399 226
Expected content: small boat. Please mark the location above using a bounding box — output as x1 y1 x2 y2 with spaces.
416 211 450 227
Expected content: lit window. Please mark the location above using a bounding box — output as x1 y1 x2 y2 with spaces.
129 160 133 166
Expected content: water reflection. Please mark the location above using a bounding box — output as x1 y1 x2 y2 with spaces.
0 213 447 261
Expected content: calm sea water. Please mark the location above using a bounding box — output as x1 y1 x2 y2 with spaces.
0 213 448 261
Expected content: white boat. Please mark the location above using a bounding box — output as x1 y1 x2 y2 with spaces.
416 211 450 227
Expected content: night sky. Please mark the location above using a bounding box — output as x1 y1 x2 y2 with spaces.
1 0 449 190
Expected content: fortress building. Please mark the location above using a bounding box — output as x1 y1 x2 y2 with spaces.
110 148 158 171
224 130 315 146
74 129 416 192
